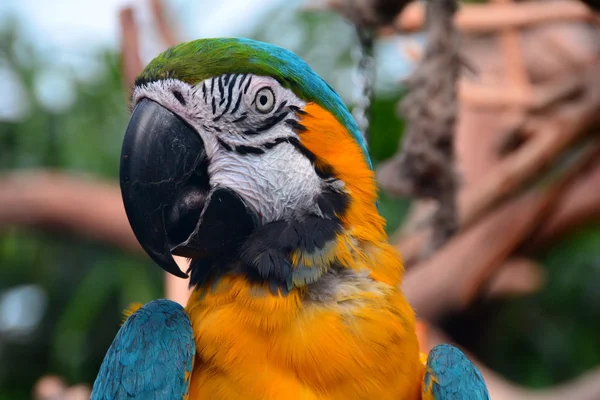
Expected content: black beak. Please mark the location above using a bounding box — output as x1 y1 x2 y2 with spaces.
120 99 256 278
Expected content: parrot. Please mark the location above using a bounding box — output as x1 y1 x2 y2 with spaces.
91 38 489 400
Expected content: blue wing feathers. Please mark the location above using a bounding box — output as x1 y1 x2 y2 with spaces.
424 344 490 400
91 299 195 400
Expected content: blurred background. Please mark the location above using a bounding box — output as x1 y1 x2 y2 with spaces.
0 0 599 399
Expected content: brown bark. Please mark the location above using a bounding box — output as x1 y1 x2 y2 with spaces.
529 158 600 248
0 171 141 253
150 0 179 48
392 58 600 266
403 140 600 320
484 257 547 299
119 8 143 95
393 1 595 34
0 170 193 304
459 75 598 231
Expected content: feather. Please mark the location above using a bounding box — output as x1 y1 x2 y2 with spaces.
91 300 195 400
423 344 490 400
135 38 371 168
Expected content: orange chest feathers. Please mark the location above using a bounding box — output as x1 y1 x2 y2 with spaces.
184 103 423 399
185 272 423 400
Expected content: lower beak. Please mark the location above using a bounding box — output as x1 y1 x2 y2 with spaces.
120 99 256 278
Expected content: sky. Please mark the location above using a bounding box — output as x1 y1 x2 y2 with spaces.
0 0 283 52
0 0 286 118
0 0 420 118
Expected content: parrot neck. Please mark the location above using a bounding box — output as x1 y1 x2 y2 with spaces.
184 101 423 397
185 232 407 331
184 239 422 399
295 102 395 283
187 233 404 306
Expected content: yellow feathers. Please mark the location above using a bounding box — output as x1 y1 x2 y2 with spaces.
184 104 423 398
121 302 144 324
299 103 385 242
298 104 403 287
185 270 422 399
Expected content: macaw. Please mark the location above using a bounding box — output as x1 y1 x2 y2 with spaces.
91 38 489 400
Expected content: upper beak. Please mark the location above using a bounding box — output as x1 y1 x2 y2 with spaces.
120 99 256 278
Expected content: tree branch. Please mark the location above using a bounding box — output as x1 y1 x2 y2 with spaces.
390 58 600 266
403 139 600 320
0 170 193 305
119 7 143 95
0 171 141 253
150 0 179 48
392 1 595 34
484 257 547 299
528 158 600 248
459 59 600 230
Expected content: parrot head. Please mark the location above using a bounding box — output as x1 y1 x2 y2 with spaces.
121 38 385 293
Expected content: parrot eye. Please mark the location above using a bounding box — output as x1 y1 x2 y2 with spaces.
254 87 276 114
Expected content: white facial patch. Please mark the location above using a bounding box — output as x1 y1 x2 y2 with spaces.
209 138 320 223
132 74 326 223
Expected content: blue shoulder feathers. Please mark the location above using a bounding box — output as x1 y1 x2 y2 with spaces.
91 299 195 400
423 344 490 400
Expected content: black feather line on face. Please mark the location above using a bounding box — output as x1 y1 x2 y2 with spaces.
172 90 186 106
288 105 307 115
284 119 307 132
314 163 335 179
213 75 240 121
217 137 232 151
222 74 238 113
262 137 290 150
274 100 288 114
232 114 247 123
255 112 289 133
238 74 248 89
258 135 337 181
244 76 252 94
231 92 243 115
218 75 224 100
235 145 265 155
286 137 316 163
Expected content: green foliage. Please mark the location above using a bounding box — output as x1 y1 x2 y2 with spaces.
0 19 162 398
0 34 128 175
475 224 600 387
